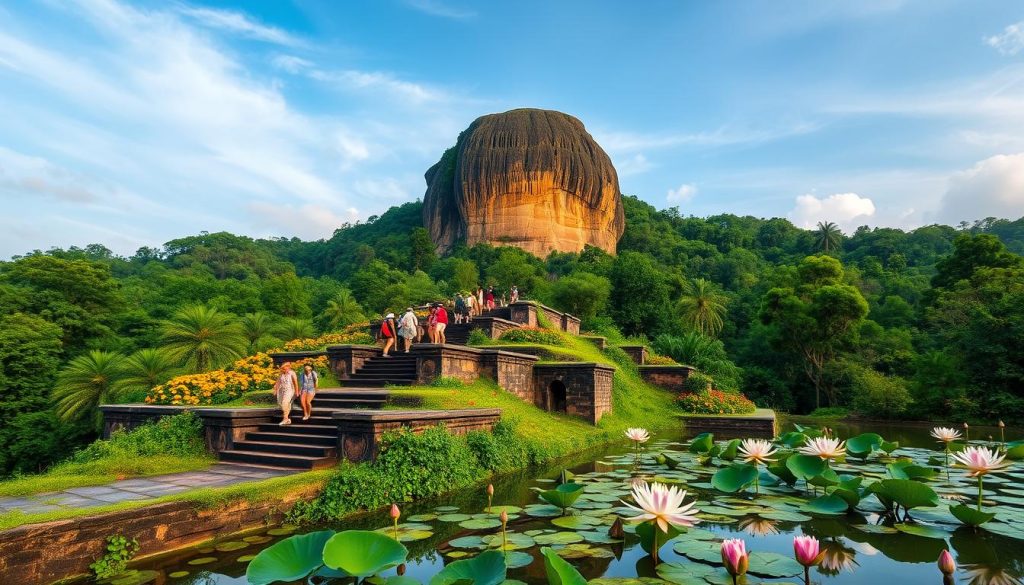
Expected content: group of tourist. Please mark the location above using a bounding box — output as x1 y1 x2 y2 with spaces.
379 304 449 356
453 284 519 323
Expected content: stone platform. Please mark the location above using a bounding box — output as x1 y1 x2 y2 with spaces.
333 408 502 462
680 408 778 439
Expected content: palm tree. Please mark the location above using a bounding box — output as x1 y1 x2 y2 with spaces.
276 317 315 341
815 221 843 254
319 289 366 331
678 278 728 337
161 305 246 372
53 350 126 426
120 348 180 395
240 312 281 353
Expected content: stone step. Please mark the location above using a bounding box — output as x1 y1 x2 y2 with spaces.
312 397 387 408
343 376 414 387
256 423 337 434
218 449 336 470
232 440 337 458
246 431 336 446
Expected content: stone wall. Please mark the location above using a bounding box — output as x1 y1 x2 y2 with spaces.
507 301 580 335
532 363 615 424
638 365 694 393
99 405 278 452
268 350 326 368
0 485 321 585
333 409 502 462
472 317 521 340
326 344 382 380
482 351 538 402
618 345 648 365
580 336 608 350
409 345 538 397
682 409 777 439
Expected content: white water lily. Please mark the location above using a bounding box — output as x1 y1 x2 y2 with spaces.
952 446 1009 478
625 427 650 443
738 439 777 464
931 427 962 443
798 437 846 460
621 480 701 533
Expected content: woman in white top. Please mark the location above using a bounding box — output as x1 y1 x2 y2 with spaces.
273 362 299 425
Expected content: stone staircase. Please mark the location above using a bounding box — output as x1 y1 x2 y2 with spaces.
445 307 515 345
218 352 424 468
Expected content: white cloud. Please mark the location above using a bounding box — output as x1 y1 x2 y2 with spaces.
0 146 101 203
310 69 445 104
789 192 876 231
616 153 653 177
248 202 360 240
594 121 821 154
938 153 1024 224
667 183 698 204
403 0 476 20
271 54 313 74
177 6 303 47
985 21 1024 56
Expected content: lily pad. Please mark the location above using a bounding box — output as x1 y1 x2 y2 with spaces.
747 551 803 578
711 463 758 493
430 549 506 585
322 530 407 578
950 504 996 526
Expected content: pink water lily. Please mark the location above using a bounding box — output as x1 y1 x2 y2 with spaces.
738 439 777 464
952 446 1008 478
621 480 701 532
799 437 846 460
931 427 962 443
625 427 650 443
721 539 748 582
794 535 822 585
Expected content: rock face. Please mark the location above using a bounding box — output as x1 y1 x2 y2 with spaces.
423 108 625 257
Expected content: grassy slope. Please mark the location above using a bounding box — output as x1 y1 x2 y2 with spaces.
391 330 680 457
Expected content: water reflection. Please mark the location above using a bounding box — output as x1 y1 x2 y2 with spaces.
962 564 1024 585
818 540 858 576
737 516 780 536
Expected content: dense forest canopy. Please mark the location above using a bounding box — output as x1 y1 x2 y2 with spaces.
2 195 1023 476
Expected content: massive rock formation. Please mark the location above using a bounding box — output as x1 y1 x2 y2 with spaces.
423 108 625 257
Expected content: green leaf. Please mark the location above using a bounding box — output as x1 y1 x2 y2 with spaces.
828 486 861 508
767 453 797 485
786 454 827 481
777 431 808 448
804 494 849 515
1004 443 1024 460
807 467 840 488
541 546 587 585
539 483 586 509
950 504 996 526
656 561 716 585
873 479 939 511
894 524 951 539
430 550 506 585
746 551 803 578
663 452 680 470
711 463 758 493
246 530 335 585
846 433 883 457
689 433 714 454
720 439 741 461
322 530 407 578
635 521 681 554
880 441 899 454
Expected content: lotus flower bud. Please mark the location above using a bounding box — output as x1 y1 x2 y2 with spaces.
397 563 406 576
487 483 494 496
999 420 1006 428
608 517 625 539
937 549 956 575
390 503 400 520
721 539 748 577
794 535 821 567
499 510 508 526
964 422 969 429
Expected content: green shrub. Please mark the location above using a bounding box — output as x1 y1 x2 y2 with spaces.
498 327 564 346
467 329 490 346
89 535 139 578
70 413 206 463
851 369 913 419
677 389 756 415
465 419 539 473
682 372 714 394
291 425 483 523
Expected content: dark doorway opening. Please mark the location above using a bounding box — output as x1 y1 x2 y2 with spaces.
549 380 567 413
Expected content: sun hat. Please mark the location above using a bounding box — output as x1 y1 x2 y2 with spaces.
385 312 394 319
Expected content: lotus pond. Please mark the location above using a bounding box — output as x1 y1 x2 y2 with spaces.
105 419 1024 585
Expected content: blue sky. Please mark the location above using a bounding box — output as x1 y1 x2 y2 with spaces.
1 0 1023 257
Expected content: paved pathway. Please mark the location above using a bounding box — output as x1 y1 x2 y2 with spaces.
0 464 295 516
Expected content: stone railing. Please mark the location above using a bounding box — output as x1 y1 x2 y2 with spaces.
507 301 581 334
99 405 278 453
408 344 539 394
637 364 695 393
325 344 382 380
617 344 648 365
333 408 502 462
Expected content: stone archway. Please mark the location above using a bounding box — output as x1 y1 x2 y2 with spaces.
548 380 567 413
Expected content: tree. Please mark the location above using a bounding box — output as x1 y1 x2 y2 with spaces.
609 252 671 336
318 289 366 331
160 305 246 372
652 332 742 391
409 227 437 272
549 272 611 321
487 248 542 294
120 348 180 396
678 278 728 337
814 221 843 254
240 312 281 353
759 255 869 409
931 234 1022 290
276 317 315 341
53 350 126 426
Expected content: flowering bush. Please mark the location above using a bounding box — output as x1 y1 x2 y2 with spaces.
146 354 278 406
498 327 565 346
274 325 374 352
646 353 677 365
677 388 756 415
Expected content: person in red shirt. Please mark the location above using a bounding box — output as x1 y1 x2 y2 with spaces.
485 287 495 310
434 303 449 344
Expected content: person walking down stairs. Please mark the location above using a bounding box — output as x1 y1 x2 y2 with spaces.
273 362 298 426
399 307 418 353
298 364 319 421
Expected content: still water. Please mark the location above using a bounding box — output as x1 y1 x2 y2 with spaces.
110 419 1024 585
